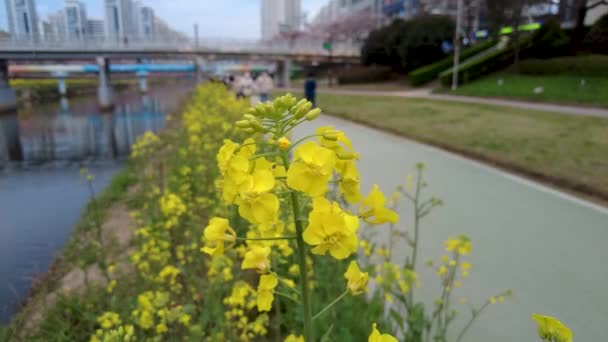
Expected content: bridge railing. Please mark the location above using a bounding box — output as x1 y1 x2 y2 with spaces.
0 34 361 58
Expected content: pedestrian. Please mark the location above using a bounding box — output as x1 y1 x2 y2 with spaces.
305 72 317 108
256 71 274 103
240 72 254 99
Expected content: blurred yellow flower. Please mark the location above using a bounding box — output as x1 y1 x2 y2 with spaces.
287 141 336 196
284 334 304 342
531 314 573 342
257 274 278 312
201 217 236 256
368 323 398 342
445 235 472 255
302 197 359 260
345 261 369 295
360 184 399 225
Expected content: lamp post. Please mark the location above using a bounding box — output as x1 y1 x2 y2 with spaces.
452 0 464 90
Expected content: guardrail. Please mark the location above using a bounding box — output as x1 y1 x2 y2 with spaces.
0 35 361 58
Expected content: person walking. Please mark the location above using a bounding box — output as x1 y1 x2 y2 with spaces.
305 73 317 107
256 71 274 103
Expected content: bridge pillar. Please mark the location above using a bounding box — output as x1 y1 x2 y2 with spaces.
195 57 205 83
278 58 291 88
58 77 67 96
97 57 114 110
0 60 17 113
137 71 149 93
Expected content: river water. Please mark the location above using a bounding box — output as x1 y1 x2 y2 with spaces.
294 115 608 342
0 80 195 323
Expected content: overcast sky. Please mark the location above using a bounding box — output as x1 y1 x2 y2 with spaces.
0 0 328 38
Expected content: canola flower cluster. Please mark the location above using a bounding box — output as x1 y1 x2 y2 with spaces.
81 84 572 342
201 93 401 341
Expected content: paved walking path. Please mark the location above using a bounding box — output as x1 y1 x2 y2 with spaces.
285 87 608 118
293 115 608 342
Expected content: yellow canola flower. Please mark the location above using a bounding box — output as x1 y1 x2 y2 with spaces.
345 261 369 295
257 273 278 312
302 197 359 260
336 159 362 203
97 312 121 329
286 141 336 197
445 235 472 255
242 246 271 273
284 334 304 342
360 184 399 225
368 323 398 342
217 139 239 176
531 314 573 342
235 161 279 225
201 217 237 256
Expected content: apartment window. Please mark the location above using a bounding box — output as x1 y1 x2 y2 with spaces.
23 12 30 34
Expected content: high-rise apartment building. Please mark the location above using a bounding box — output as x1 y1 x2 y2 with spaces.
104 0 155 40
261 0 302 40
133 2 154 38
4 0 39 38
64 0 87 40
104 0 131 39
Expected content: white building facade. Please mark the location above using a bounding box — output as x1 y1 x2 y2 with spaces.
64 0 87 40
261 0 302 40
4 0 39 38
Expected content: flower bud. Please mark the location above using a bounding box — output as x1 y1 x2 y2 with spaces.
243 114 257 121
277 137 291 151
235 120 251 128
242 127 255 134
292 98 308 111
322 131 339 141
305 108 321 121
336 151 356 160
295 102 312 119
249 120 264 132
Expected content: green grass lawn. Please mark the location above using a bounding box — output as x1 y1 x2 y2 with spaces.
284 91 608 201
439 74 608 107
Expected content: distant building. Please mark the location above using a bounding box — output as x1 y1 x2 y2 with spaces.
153 17 187 42
104 0 131 39
87 18 105 38
64 0 87 40
261 0 302 40
4 0 39 38
47 11 67 39
135 3 155 38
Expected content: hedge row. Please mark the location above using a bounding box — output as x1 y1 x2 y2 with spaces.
408 39 497 86
518 55 608 78
440 36 534 86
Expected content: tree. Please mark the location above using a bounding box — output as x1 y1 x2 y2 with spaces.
361 16 454 71
571 0 608 51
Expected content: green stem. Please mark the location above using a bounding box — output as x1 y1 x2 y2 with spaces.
236 236 297 241
312 290 349 320
282 153 314 341
275 291 300 303
286 134 324 152
455 301 490 342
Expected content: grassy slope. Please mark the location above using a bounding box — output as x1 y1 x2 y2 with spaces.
440 74 608 107
299 92 608 201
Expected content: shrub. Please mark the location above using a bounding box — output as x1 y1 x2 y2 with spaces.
336 66 393 84
518 55 608 77
408 39 497 86
528 18 569 59
584 13 608 54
